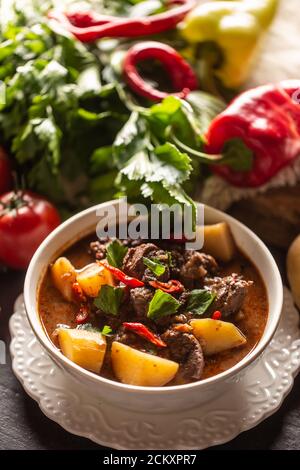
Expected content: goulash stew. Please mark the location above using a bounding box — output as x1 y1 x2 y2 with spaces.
38 223 268 387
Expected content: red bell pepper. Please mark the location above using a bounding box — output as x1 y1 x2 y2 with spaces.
205 80 300 187
99 261 144 288
123 41 198 101
48 0 196 43
123 322 166 347
149 279 184 293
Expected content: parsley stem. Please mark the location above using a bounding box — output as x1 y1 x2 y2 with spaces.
170 130 223 163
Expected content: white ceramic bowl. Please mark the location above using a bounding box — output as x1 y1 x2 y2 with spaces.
24 200 283 413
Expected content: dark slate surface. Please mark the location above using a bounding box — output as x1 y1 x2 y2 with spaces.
0 256 300 450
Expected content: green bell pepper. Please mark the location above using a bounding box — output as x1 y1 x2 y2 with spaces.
180 0 278 89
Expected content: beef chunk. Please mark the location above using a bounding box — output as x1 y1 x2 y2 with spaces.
115 328 151 352
179 251 218 288
162 327 204 381
89 238 109 260
204 274 252 317
90 237 143 261
122 243 170 282
130 287 154 320
122 237 145 248
154 312 188 329
145 248 170 282
122 243 158 279
169 249 185 278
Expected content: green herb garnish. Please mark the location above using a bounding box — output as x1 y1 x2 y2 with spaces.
147 289 180 321
77 323 99 332
167 251 173 267
100 325 113 336
143 256 166 277
106 239 128 268
77 323 112 336
186 289 216 316
94 285 125 316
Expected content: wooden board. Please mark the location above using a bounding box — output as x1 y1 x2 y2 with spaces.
229 185 300 250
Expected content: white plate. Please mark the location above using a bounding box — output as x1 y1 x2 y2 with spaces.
10 288 300 450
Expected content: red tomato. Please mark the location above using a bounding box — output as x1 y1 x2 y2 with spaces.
0 191 61 269
0 147 13 194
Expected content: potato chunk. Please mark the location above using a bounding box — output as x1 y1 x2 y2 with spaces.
51 257 77 302
111 341 179 387
202 222 236 262
190 319 246 356
76 262 114 297
58 328 106 373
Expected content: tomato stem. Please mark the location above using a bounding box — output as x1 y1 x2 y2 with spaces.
0 190 29 218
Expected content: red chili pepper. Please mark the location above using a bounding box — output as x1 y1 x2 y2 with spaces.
76 305 89 324
72 282 87 303
212 310 222 321
205 80 300 187
123 41 198 102
123 322 166 348
149 279 184 293
48 0 196 43
99 261 144 288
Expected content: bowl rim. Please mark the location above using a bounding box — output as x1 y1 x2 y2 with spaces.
24 200 283 394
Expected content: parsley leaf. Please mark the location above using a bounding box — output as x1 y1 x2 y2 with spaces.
76 323 100 333
114 99 197 228
186 289 216 316
0 15 126 210
186 91 226 135
100 325 113 336
147 289 180 321
106 239 128 268
143 257 166 277
94 285 125 316
77 323 112 336
119 140 192 186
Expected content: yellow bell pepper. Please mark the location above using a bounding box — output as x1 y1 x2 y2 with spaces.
180 0 278 89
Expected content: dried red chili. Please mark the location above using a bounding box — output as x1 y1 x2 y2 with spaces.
212 310 222 320
75 305 89 324
123 322 166 348
48 0 196 43
72 282 86 303
123 41 198 101
99 261 144 288
149 279 184 293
